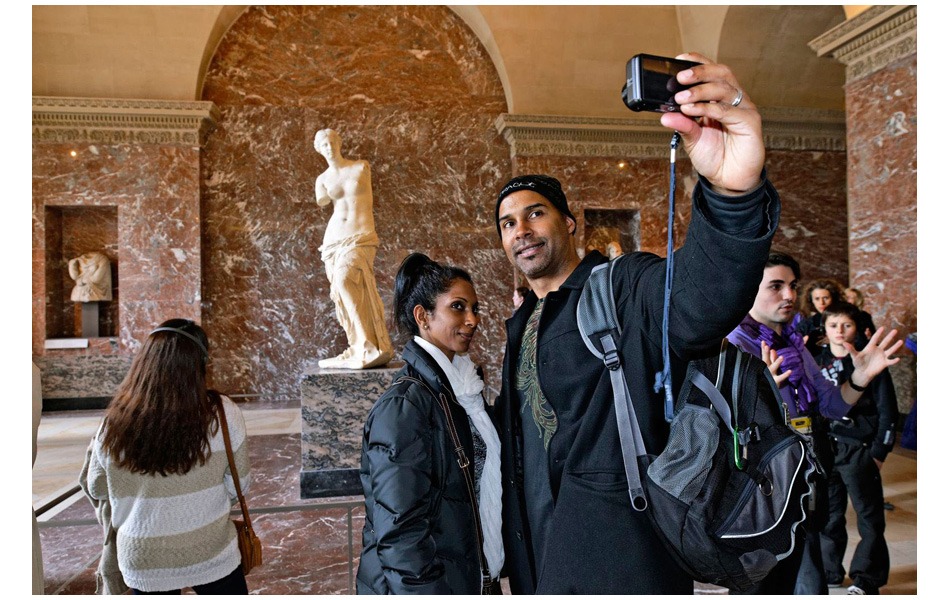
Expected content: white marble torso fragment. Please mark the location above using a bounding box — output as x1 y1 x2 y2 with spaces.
68 252 113 302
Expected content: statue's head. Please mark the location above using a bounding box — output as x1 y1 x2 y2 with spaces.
606 241 623 260
314 129 342 159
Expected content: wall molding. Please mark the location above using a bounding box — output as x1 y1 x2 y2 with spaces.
495 107 846 159
809 5 916 82
33 97 220 146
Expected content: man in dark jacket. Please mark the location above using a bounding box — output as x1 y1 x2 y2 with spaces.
492 53 780 594
725 258 901 594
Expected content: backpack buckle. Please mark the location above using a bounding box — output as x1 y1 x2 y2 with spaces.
736 424 760 446
604 348 621 370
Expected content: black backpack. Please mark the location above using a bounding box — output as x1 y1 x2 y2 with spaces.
576 256 818 591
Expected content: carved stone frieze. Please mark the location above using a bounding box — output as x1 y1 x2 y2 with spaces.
809 5 916 82
496 108 845 159
32 97 220 146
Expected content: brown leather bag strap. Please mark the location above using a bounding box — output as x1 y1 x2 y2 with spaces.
394 376 493 589
216 400 253 528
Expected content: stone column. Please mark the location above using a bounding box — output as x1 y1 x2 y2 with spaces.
810 6 917 411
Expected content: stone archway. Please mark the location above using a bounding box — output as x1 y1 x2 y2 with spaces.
199 6 511 397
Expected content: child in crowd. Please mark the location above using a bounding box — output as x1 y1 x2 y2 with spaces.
844 287 878 346
815 302 898 595
797 278 844 356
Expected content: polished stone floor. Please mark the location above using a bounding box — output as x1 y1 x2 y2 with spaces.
34 404 916 594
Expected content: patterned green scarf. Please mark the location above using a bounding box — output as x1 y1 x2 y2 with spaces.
516 299 558 451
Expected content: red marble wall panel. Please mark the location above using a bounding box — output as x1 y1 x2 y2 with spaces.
845 54 917 332
845 53 917 410
511 156 695 257
201 6 510 397
32 142 201 397
765 150 849 284
43 207 64 342
513 151 849 286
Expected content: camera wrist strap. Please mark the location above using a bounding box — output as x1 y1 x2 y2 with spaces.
653 131 680 422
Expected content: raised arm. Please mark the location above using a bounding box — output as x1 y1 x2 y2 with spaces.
68 257 82 282
364 393 450 594
840 328 903 407
613 54 779 356
613 178 778 358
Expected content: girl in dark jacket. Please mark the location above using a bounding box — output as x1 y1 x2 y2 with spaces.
356 253 503 594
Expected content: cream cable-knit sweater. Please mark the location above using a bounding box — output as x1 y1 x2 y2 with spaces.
82 396 250 593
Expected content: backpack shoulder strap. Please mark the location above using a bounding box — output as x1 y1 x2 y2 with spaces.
576 258 620 359
577 255 648 511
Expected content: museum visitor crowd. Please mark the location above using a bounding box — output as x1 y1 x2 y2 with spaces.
62 53 911 595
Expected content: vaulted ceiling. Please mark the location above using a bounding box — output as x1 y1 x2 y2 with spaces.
33 5 849 117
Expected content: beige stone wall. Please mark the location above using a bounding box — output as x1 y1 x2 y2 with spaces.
34 6 848 115
32 5 225 99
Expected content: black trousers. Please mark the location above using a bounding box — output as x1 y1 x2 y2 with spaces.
820 441 889 592
132 566 248 595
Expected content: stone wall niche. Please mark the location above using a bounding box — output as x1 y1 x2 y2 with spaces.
200 5 510 398
44 206 119 340
583 208 640 257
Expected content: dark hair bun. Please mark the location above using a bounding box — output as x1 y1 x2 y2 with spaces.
399 253 437 283
393 253 473 337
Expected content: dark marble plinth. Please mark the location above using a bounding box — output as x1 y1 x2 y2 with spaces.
34 354 131 399
300 468 362 498
300 363 402 498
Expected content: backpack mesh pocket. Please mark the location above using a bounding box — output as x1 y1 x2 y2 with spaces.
648 405 719 503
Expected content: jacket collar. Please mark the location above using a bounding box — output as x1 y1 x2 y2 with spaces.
508 249 608 319
401 338 478 458
504 250 609 378
401 338 455 400
506 250 609 325
559 250 608 290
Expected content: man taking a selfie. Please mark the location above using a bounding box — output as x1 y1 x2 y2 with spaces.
493 53 780 593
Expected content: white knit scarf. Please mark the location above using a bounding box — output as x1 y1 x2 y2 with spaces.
414 336 504 579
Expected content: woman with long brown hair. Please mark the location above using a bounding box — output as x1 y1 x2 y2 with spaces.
80 319 250 595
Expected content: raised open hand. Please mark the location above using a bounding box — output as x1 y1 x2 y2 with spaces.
846 328 903 386
659 53 765 195
760 341 791 387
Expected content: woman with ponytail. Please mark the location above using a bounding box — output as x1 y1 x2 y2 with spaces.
80 319 251 595
357 253 503 594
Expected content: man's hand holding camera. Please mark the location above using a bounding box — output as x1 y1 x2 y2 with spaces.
659 53 765 197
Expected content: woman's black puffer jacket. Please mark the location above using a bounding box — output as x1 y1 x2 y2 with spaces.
356 339 489 594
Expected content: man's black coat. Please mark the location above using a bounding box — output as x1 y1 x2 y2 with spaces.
495 180 781 594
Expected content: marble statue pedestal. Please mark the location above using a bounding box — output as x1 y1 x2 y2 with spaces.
300 362 402 498
81 302 100 338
